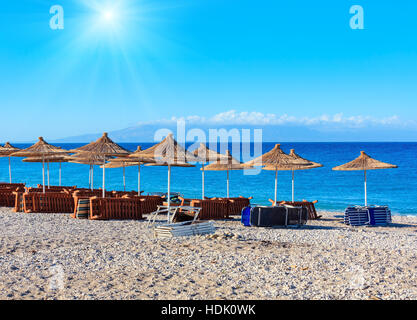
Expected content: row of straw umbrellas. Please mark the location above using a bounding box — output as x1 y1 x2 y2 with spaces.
1 133 398 215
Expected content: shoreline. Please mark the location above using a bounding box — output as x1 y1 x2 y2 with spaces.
0 207 416 300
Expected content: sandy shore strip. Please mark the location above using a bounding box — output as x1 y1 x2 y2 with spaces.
0 207 416 300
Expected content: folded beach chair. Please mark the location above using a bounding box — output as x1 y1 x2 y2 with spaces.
344 206 392 226
244 205 308 228
269 199 321 220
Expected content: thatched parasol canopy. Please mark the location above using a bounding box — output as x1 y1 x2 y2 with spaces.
11 137 69 192
70 132 130 157
0 142 20 156
135 133 198 165
332 151 398 206
69 133 130 197
192 143 231 163
332 151 397 171
0 142 21 184
12 137 69 157
244 144 309 169
22 155 68 163
264 149 323 202
243 144 311 202
203 150 244 171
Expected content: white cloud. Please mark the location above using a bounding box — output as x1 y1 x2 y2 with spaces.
138 110 409 129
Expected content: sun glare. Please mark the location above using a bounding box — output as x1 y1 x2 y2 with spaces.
104 11 113 20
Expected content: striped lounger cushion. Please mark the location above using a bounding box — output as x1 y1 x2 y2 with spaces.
76 199 90 219
344 206 392 226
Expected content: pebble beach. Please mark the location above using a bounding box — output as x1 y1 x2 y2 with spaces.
0 207 416 300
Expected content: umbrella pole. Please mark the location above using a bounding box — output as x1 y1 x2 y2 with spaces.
292 170 295 202
102 157 106 198
274 168 278 204
227 170 229 198
364 169 367 206
8 156 12 184
89 165 91 189
123 164 126 192
47 161 50 189
42 155 45 194
202 165 205 199
138 164 141 196
59 162 62 186
167 164 171 223
91 165 94 191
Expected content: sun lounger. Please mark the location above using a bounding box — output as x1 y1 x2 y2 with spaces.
269 199 321 220
89 196 143 220
37 184 77 191
154 220 215 239
344 205 392 226
0 187 24 207
0 183 25 189
22 192 74 213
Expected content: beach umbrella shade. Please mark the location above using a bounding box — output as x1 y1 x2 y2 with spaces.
332 151 398 206
192 143 232 199
11 137 70 193
65 153 106 190
263 149 322 202
135 133 198 222
0 142 21 184
69 133 130 197
243 144 311 203
107 146 156 195
22 155 69 188
204 150 253 199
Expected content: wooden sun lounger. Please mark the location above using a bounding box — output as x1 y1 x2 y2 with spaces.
0 183 25 189
22 192 74 213
268 199 321 220
37 184 77 191
0 187 24 207
89 196 143 220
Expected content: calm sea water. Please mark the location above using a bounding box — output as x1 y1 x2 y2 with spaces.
1 142 416 215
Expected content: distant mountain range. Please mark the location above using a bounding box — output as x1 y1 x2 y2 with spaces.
53 122 417 143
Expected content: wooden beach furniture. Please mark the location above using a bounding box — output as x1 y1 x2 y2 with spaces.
0 187 24 207
0 183 25 189
89 196 143 220
269 199 321 220
37 184 77 191
202 196 252 216
21 192 74 213
178 197 229 220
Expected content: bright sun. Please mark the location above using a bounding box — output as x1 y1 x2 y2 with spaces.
103 11 114 21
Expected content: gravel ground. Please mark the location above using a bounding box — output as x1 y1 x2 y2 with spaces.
0 207 416 300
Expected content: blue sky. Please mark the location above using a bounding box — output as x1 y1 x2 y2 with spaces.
1 0 417 141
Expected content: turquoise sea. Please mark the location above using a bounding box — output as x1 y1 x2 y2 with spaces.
1 142 416 215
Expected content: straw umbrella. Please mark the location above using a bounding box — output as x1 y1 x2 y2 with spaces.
332 151 397 206
134 134 198 221
69 133 130 197
11 137 70 193
263 149 323 202
204 150 251 199
192 143 232 199
0 142 20 183
243 144 311 203
107 146 155 195
22 155 68 187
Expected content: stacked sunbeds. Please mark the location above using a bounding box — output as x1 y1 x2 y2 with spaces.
0 183 164 220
